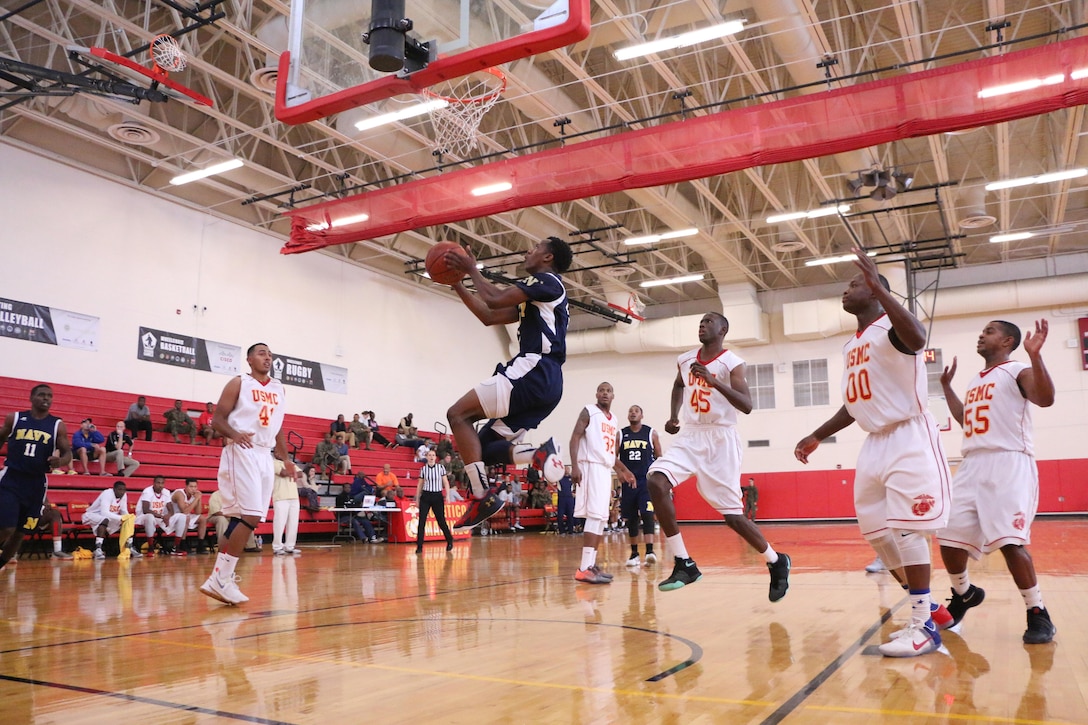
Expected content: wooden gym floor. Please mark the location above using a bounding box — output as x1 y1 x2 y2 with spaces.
1 520 1085 724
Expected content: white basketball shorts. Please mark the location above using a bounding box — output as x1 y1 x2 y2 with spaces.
647 426 742 515
574 461 612 521
218 445 275 518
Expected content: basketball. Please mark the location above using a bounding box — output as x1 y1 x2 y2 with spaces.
425 241 468 285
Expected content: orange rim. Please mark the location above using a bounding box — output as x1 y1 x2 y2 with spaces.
421 68 506 105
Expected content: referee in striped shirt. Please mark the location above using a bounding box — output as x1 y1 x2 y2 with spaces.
416 448 455 553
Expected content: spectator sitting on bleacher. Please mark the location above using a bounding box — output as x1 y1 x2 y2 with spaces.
163 400 196 444
84 480 137 559
312 432 340 476
448 484 465 502
206 488 258 553
435 434 454 461
297 467 322 511
364 411 393 448
105 421 140 478
414 440 434 463
395 413 425 449
447 452 465 486
334 433 352 475
529 479 550 509
170 478 208 555
125 396 153 442
349 413 372 450
137 476 179 556
375 463 398 496
349 470 376 503
499 482 524 531
196 402 220 446
69 418 108 476
330 414 356 447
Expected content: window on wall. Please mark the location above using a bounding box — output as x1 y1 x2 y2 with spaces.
793 359 830 407
748 363 775 410
923 348 944 396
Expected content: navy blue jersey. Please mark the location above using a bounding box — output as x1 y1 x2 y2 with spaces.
619 425 656 482
4 410 61 476
513 272 568 363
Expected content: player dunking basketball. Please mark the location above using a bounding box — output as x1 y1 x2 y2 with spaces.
647 313 791 599
0 384 72 570
795 248 952 657
200 343 296 605
937 319 1057 644
442 236 573 530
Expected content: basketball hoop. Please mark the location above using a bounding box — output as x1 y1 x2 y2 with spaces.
150 34 187 75
422 68 506 158
607 292 647 322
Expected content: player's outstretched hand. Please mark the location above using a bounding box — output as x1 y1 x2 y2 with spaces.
664 418 680 435
940 356 957 387
794 435 819 464
852 246 882 292
1024 319 1049 356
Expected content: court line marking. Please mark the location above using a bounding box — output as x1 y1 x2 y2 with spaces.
0 673 296 724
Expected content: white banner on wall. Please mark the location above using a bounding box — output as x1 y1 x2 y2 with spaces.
0 296 99 351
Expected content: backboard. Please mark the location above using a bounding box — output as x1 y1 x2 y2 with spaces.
67 45 214 107
275 0 589 125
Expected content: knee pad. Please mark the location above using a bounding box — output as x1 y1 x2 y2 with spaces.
868 532 904 571
583 518 606 536
641 510 656 535
626 516 639 538
894 529 931 567
225 517 255 538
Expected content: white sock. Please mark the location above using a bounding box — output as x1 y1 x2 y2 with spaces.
213 552 239 582
909 589 931 625
1020 585 1044 609
580 546 597 571
950 570 971 595
511 444 536 466
762 544 779 564
666 532 689 560
53 539 63 553
465 462 488 498
95 537 104 549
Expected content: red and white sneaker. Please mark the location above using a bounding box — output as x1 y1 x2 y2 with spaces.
879 619 941 657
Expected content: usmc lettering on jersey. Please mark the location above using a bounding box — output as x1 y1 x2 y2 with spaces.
963 382 995 405
15 428 51 445
846 343 871 368
251 389 281 405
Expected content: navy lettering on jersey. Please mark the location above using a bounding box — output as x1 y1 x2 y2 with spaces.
514 272 568 363
619 425 655 482
4 410 60 476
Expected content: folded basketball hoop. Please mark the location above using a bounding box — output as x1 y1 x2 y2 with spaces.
422 68 506 158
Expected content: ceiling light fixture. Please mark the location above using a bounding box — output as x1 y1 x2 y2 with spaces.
624 228 698 246
305 212 370 232
169 158 244 186
989 232 1034 243
846 168 914 201
354 99 449 131
804 251 876 267
1072 68 1088 80
614 20 745 61
984 168 1087 191
639 273 705 288
765 205 849 224
977 74 1064 98
471 181 513 197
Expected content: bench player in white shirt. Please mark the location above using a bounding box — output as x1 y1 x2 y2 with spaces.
648 313 791 599
937 319 1056 644
569 382 635 584
795 248 952 657
83 480 133 559
137 476 182 556
200 343 296 605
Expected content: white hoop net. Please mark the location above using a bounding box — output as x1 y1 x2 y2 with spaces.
423 69 505 158
151 35 187 74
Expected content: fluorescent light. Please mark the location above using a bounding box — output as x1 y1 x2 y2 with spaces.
989 232 1034 243
1072 68 1088 80
471 181 513 197
977 74 1064 99
985 168 1087 191
766 205 849 224
625 228 698 246
354 99 448 131
305 212 370 232
614 20 745 61
169 158 244 186
804 251 876 267
639 273 704 288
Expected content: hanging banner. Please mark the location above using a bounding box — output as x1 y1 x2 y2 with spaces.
137 327 241 375
271 353 348 394
0 296 99 351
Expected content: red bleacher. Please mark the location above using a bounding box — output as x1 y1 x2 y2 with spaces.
0 376 433 543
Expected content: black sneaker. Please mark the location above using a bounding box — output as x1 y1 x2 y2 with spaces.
768 552 791 602
1023 606 1056 644
658 557 702 591
946 584 985 626
453 488 505 530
